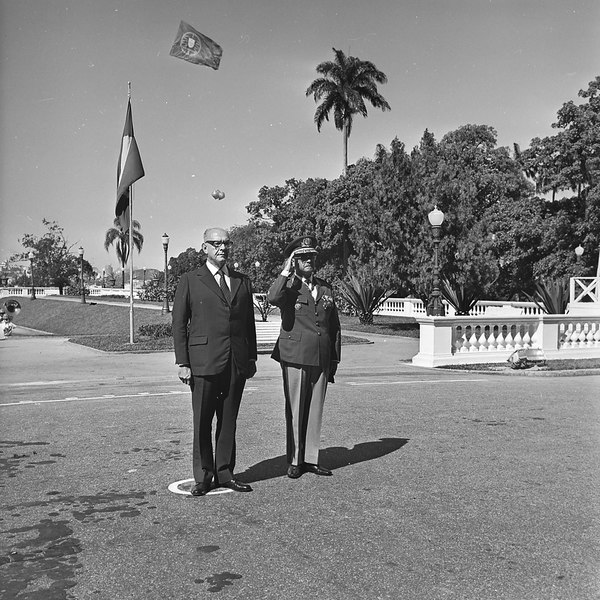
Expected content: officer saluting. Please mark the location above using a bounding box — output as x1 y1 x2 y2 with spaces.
267 235 341 479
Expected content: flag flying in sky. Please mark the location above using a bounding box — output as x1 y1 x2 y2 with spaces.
116 99 144 231
169 21 223 70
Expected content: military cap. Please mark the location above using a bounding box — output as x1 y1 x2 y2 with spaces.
284 234 318 258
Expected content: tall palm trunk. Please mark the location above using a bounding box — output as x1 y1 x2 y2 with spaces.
343 120 349 175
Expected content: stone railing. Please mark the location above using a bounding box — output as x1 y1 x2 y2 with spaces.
375 297 540 317
0 286 139 299
0 287 57 297
412 313 600 367
375 298 428 317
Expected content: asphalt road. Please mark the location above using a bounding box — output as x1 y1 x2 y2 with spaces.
1 328 599 600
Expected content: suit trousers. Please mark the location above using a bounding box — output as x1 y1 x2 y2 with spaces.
281 362 329 466
190 358 246 484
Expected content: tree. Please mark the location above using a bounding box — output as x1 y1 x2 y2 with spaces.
11 219 80 293
523 76 600 275
170 247 206 279
403 125 536 300
103 218 144 288
306 48 391 174
229 223 281 293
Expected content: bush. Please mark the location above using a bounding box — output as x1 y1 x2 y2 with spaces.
137 323 172 338
522 278 569 314
338 270 395 325
138 278 176 302
64 285 90 297
441 276 480 316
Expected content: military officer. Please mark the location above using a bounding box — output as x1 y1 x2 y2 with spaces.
267 235 341 479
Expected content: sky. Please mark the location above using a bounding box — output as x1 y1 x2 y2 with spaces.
1 0 599 272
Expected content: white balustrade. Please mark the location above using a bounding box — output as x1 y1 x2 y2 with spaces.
413 313 600 367
375 297 541 318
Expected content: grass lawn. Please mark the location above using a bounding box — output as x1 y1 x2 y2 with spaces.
2 296 373 353
339 313 420 338
438 358 600 371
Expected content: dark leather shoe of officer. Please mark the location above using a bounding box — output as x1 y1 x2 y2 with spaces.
190 480 212 496
287 464 303 479
220 479 253 492
303 463 332 476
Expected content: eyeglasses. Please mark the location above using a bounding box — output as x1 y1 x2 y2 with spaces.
205 240 233 248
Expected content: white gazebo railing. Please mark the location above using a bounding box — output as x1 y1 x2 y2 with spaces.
568 276 600 316
570 276 599 303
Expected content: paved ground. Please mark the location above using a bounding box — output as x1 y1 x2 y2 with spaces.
1 327 599 600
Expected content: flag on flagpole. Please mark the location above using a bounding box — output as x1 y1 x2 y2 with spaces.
116 99 145 231
169 21 223 70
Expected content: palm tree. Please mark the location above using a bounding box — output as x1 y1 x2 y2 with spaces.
306 48 391 174
104 218 144 288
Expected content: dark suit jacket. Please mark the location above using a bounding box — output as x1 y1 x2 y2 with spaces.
172 265 257 377
267 274 341 370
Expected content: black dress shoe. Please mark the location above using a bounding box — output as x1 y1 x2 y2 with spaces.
190 481 212 496
220 479 252 492
287 464 303 479
303 463 332 476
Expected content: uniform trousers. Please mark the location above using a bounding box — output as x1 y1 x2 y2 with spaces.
281 362 329 466
190 358 246 485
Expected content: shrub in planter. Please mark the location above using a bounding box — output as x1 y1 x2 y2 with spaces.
338 271 394 325
522 279 569 314
441 277 480 316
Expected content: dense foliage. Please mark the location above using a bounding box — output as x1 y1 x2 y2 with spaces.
224 77 600 302
9 219 94 293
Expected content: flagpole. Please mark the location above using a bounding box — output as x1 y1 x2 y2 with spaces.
128 82 135 344
129 184 135 344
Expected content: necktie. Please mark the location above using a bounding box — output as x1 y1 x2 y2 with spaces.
218 269 231 304
305 279 317 300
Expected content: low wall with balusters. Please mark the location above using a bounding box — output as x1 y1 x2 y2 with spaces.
412 313 600 367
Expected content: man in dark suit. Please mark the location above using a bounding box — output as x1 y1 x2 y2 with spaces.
172 227 257 496
267 235 341 479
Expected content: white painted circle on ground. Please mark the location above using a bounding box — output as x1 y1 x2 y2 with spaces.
168 478 233 496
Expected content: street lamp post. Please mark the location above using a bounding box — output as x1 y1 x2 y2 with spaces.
102 269 106 288
28 251 36 300
161 233 170 314
427 206 445 316
78 247 86 304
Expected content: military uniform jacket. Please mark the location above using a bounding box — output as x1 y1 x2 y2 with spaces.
267 274 341 369
172 265 257 377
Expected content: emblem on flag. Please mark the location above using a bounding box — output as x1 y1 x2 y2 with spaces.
170 21 223 70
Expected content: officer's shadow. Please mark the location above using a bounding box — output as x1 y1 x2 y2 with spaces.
238 437 408 484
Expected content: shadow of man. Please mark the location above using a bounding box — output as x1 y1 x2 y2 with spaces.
238 437 409 484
